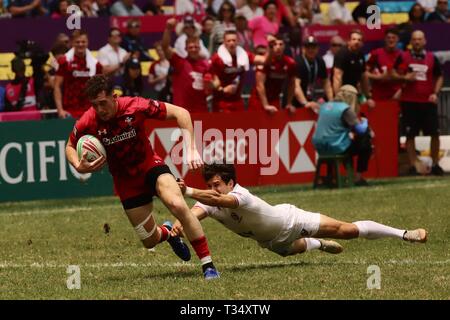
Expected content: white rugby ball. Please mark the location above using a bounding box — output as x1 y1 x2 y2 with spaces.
77 135 107 162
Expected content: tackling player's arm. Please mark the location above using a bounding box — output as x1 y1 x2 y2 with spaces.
177 178 238 208
164 102 203 170
171 206 208 237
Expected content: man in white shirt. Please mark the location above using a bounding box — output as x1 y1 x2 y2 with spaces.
97 28 131 77
172 164 427 257
328 0 353 25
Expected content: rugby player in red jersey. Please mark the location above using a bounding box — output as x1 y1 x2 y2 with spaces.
54 29 103 119
248 34 297 114
65 75 219 279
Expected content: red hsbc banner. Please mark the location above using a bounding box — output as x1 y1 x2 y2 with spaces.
303 24 395 44
144 101 399 188
111 15 205 33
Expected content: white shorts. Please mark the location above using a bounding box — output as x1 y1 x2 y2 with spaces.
258 204 321 256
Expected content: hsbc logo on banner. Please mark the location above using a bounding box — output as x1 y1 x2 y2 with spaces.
147 120 316 177
275 121 316 174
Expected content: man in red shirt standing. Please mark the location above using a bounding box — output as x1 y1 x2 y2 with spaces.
248 35 297 114
398 30 444 175
162 18 211 113
65 75 220 279
54 30 103 119
210 30 251 112
366 28 403 100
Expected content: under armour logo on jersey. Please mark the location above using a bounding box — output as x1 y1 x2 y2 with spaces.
98 129 107 135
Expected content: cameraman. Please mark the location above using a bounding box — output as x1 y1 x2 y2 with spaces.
4 57 38 112
312 85 373 186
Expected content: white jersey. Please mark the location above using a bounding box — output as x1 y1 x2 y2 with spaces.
194 184 292 242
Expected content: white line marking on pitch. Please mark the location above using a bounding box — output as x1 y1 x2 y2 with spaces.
0 259 449 269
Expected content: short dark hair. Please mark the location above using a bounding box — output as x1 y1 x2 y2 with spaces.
349 29 363 39
263 0 278 11
385 27 399 37
223 29 237 38
203 163 237 185
85 75 114 100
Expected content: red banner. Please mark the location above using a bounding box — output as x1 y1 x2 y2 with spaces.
111 15 205 33
145 101 399 188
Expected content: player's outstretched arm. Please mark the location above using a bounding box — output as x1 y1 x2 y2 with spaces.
171 206 208 237
177 178 238 208
165 103 203 170
66 139 106 173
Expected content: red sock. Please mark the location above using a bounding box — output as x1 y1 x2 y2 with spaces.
158 225 170 243
190 236 211 260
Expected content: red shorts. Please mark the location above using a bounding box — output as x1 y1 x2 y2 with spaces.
114 165 173 210
213 98 246 112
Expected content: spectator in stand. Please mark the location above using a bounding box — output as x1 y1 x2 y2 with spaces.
323 35 344 76
352 0 377 25
175 15 210 59
110 0 143 16
283 26 302 58
210 30 251 112
296 0 323 25
333 30 375 111
426 0 450 22
328 0 353 25
262 0 296 26
119 58 143 97
97 28 131 77
417 0 437 13
121 19 153 61
4 58 37 112
248 0 279 49
50 0 69 18
175 0 206 15
206 0 238 17
162 18 211 113
143 0 165 15
54 33 71 52
235 12 253 52
291 36 333 109
210 1 237 53
397 3 426 50
9 0 46 17
54 29 103 119
79 0 96 16
248 34 297 114
237 0 263 21
366 28 403 101
92 0 111 16
397 30 444 176
200 16 215 50
148 41 171 101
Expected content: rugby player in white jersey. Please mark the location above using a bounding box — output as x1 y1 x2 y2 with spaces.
171 164 427 257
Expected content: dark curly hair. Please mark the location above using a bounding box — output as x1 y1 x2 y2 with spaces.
203 163 237 185
84 75 114 100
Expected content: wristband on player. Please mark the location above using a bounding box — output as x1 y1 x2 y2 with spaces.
185 187 194 197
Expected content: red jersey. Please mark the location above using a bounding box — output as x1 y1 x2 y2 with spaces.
170 53 210 113
248 55 297 110
69 97 167 180
5 77 37 111
366 47 402 100
56 54 103 119
399 51 441 103
210 51 254 112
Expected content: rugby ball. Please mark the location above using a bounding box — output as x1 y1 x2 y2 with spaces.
77 135 107 162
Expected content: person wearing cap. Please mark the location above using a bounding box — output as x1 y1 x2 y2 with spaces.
333 29 375 111
4 57 38 112
163 18 211 113
97 28 131 77
120 19 152 62
290 35 333 109
248 34 297 114
110 0 144 16
311 85 373 186
174 15 210 59
118 58 143 97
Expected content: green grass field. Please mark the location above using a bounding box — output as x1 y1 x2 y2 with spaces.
0 177 449 300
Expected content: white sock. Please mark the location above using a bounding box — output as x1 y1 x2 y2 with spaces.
305 238 321 251
200 256 212 265
353 220 405 240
